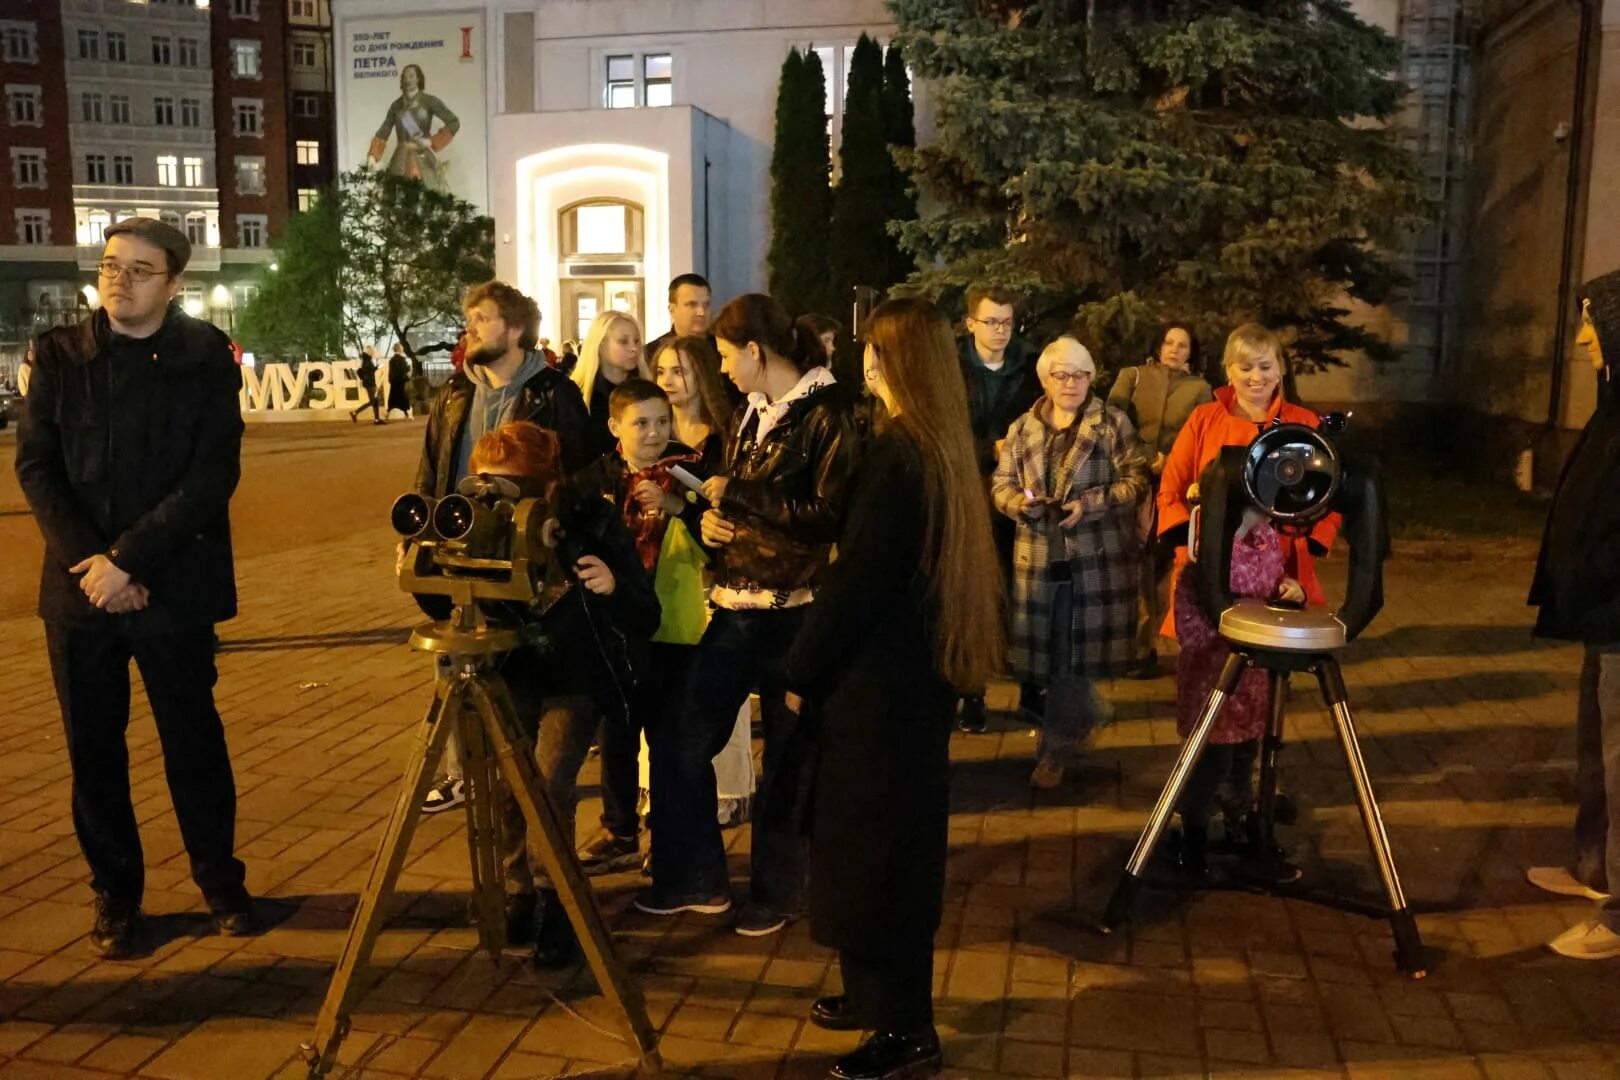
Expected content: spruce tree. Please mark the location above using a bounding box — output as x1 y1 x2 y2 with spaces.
830 35 892 314
767 48 834 317
881 45 919 289
889 0 1428 371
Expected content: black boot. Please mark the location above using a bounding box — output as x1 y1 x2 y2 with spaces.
831 1028 943 1080
1018 683 1046 727
810 994 861 1031
504 892 538 947
532 891 581 970
89 896 143 959
956 696 987 734
1178 824 1209 878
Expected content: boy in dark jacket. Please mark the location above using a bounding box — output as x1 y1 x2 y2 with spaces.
571 380 711 876
463 422 660 968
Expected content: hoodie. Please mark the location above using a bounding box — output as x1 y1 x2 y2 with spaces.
1531 268 1620 644
454 349 549 486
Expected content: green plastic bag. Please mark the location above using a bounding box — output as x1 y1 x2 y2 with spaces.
651 518 709 645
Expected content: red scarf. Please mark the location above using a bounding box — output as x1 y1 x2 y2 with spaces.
621 449 701 572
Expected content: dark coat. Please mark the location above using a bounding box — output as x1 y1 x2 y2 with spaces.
958 333 1041 475
785 430 956 955
1531 268 1620 645
16 305 243 628
414 361 593 495
714 383 856 592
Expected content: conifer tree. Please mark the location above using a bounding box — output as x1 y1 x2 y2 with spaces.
767 48 835 316
830 35 892 312
881 45 920 288
889 0 1428 370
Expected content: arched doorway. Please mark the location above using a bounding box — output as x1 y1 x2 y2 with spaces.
557 198 645 344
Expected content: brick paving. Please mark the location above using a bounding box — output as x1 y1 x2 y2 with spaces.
1 424 1618 1079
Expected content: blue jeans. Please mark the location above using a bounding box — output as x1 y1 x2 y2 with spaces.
649 607 809 910
1573 645 1620 932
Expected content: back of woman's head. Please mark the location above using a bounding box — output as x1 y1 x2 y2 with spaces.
712 293 823 373
862 296 1004 693
469 421 564 498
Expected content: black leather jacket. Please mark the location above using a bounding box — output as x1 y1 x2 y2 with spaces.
714 384 856 592
16 305 242 628
414 362 592 496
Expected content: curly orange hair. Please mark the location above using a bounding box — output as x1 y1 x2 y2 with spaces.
469 421 564 495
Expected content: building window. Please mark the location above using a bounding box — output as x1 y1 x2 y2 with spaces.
6 86 42 126
181 98 201 127
160 211 182 231
292 40 317 68
293 93 319 118
644 54 672 107
109 95 131 125
290 0 316 18
78 29 102 60
605 55 635 109
156 155 179 186
16 210 50 246
82 209 111 245
230 0 259 19
234 99 262 136
107 31 127 62
185 212 207 245
80 92 104 123
236 156 265 195
113 154 133 184
152 35 173 66
183 156 203 186
11 148 45 188
85 154 107 183
297 188 318 212
295 140 320 166
232 40 261 78
2 23 39 64
153 95 175 126
604 53 673 109
233 283 260 308
178 37 200 67
238 215 266 248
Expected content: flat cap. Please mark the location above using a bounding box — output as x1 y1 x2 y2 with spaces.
104 215 192 275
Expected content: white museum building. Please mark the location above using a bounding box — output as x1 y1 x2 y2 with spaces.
331 0 919 345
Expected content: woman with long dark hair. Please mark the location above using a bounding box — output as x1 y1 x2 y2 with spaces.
635 294 855 936
786 297 1002 1079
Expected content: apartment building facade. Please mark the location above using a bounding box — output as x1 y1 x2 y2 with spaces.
0 0 335 358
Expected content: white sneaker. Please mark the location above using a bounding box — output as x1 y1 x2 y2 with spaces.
1547 919 1620 960
421 778 466 814
1526 866 1610 902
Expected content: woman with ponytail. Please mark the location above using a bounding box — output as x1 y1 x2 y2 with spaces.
781 297 1001 1080
636 293 856 937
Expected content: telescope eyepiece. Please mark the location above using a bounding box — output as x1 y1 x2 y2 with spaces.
391 493 436 539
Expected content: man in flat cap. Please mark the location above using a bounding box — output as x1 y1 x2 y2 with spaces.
15 217 256 958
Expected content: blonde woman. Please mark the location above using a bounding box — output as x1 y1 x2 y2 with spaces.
572 309 651 459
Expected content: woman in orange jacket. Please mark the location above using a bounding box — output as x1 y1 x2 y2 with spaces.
1155 324 1338 872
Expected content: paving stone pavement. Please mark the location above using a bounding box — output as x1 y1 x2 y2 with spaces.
1 428 1618 1079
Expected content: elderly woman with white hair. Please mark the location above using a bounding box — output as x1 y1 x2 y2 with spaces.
992 337 1151 789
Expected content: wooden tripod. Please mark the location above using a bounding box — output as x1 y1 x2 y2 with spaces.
301 620 662 1077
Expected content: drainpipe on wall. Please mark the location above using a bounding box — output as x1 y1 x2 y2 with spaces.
1547 0 1597 433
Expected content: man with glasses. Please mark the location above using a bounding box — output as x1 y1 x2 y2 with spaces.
15 217 255 959
957 284 1043 734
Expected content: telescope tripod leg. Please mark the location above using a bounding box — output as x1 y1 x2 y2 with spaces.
1101 652 1248 931
468 680 663 1076
1252 671 1291 864
303 682 460 1077
1315 658 1427 978
459 689 510 960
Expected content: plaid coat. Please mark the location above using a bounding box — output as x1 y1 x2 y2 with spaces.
992 395 1151 682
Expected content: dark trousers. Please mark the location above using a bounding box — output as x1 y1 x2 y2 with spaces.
387 376 410 416
1572 645 1620 931
44 622 246 911
1176 738 1260 830
841 944 934 1032
352 381 381 421
650 607 809 909
600 643 694 839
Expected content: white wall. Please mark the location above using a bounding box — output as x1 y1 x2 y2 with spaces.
530 0 898 294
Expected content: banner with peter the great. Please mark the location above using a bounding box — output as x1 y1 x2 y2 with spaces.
337 10 488 211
